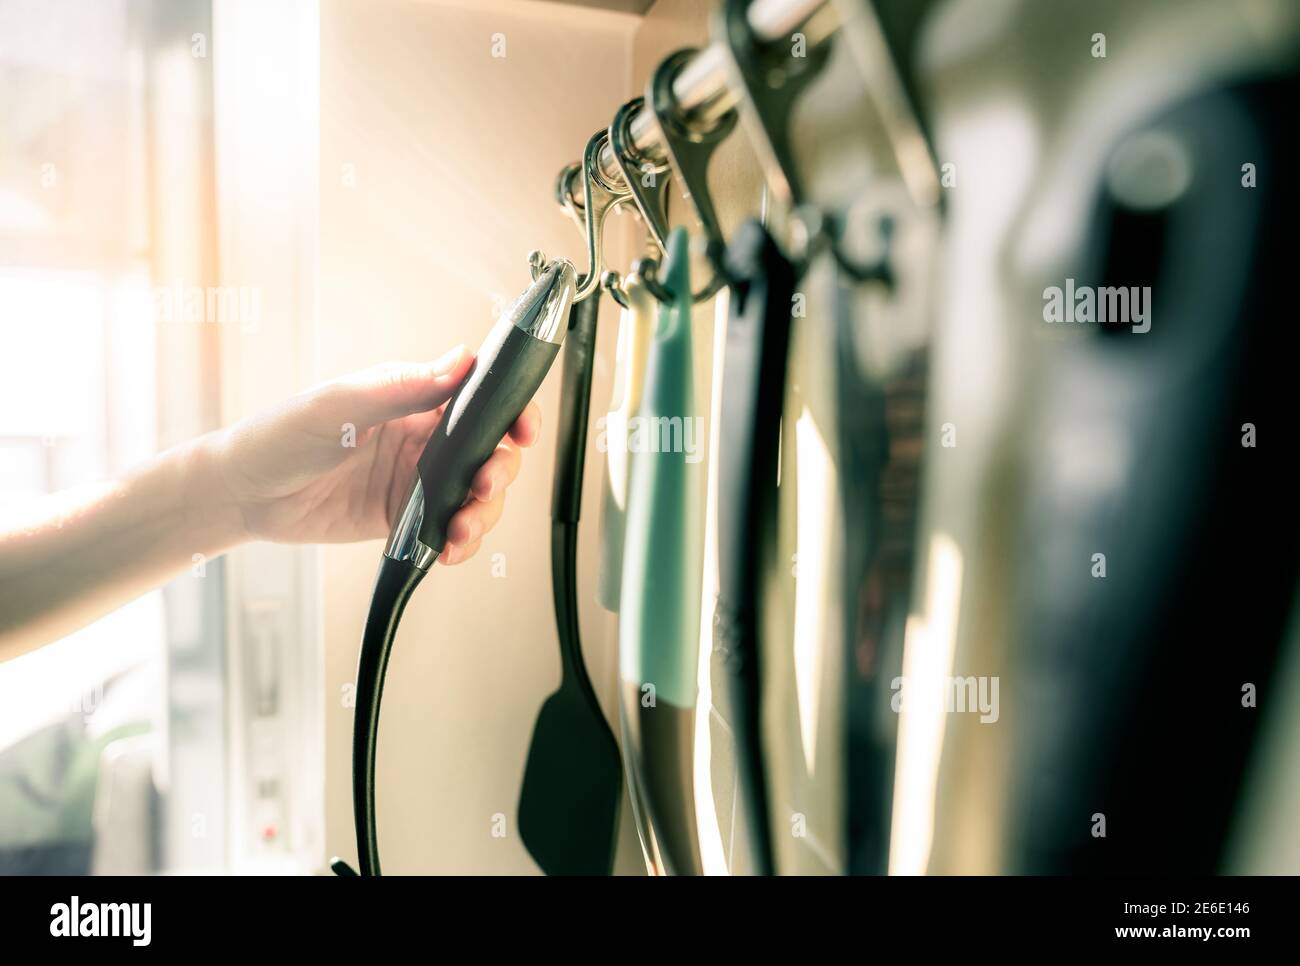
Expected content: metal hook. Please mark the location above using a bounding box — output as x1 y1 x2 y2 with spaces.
609 97 673 256
595 255 675 309
633 258 674 305
601 270 630 309
831 209 894 285
631 243 729 306
555 162 630 306
644 48 736 303
534 130 633 302
554 161 586 228
547 46 745 307
790 204 894 286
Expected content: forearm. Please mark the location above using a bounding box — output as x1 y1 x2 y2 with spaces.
0 435 247 662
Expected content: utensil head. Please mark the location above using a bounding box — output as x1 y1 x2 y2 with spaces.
518 687 622 875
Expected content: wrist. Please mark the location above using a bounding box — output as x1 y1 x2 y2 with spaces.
176 431 251 555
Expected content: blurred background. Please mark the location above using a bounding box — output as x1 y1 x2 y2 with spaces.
1 0 1297 875
0 0 320 874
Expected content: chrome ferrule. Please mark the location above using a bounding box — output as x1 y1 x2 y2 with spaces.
509 258 577 344
384 478 438 570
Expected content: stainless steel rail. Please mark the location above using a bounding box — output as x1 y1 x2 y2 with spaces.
598 0 836 179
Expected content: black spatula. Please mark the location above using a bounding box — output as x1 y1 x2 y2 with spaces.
518 293 622 875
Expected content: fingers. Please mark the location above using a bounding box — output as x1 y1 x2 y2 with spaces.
441 491 502 565
441 433 524 565
326 345 473 428
384 393 541 564
469 440 522 502
440 536 482 566
508 401 542 448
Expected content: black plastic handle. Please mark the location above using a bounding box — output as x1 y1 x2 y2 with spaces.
716 222 794 622
415 319 561 553
351 554 425 877
714 220 796 877
551 296 600 524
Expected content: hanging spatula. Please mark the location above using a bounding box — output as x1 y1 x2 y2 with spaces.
517 292 623 875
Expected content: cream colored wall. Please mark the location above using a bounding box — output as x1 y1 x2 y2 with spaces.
318 0 641 874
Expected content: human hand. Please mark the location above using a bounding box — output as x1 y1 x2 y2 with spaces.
209 346 541 563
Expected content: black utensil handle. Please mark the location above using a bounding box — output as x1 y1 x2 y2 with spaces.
550 296 600 686
348 317 560 877
416 319 561 552
351 553 425 877
715 220 797 877
551 296 600 523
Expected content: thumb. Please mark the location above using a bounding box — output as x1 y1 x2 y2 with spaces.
336 345 473 427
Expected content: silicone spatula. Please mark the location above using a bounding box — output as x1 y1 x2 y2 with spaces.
618 228 706 875
517 292 623 875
